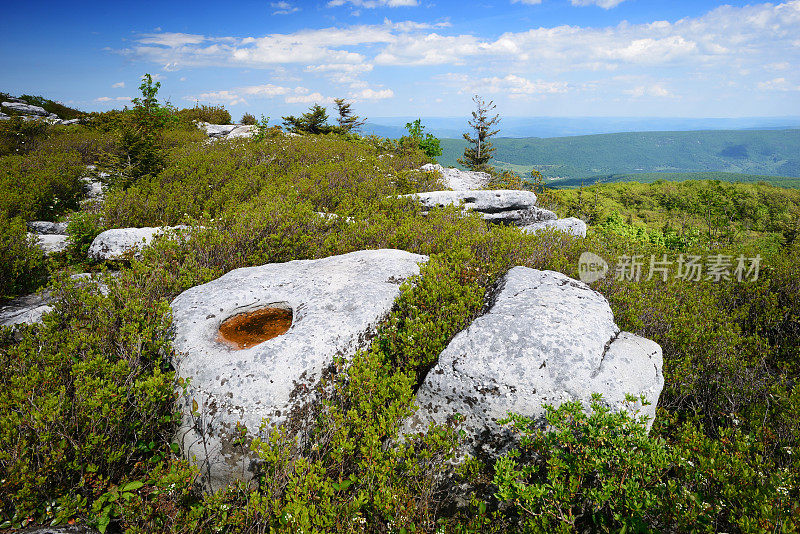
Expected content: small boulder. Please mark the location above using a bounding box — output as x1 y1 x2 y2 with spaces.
88 226 190 261
0 112 9 121
404 267 663 458
521 217 587 238
198 122 238 138
170 249 428 490
28 221 68 235
420 163 490 190
29 233 69 254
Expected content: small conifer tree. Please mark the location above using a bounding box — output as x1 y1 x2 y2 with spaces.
333 98 366 133
458 95 500 171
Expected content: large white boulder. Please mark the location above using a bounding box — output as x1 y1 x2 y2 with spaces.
420 163 491 190
169 249 428 490
0 292 52 327
404 267 663 458
226 125 257 139
403 190 555 226
28 221 68 235
88 226 190 261
521 217 587 238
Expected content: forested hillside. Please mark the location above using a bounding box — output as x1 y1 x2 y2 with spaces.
439 129 800 181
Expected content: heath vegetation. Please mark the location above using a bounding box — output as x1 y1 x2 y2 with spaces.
0 81 798 532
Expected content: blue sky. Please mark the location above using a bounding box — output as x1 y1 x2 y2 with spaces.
2 0 799 120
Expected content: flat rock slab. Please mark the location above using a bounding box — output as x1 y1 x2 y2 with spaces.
522 217 587 238
0 292 52 327
198 122 238 138
404 267 663 458
88 226 189 261
404 190 554 226
420 163 490 190
170 249 428 490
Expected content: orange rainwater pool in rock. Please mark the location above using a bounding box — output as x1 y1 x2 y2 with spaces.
218 307 293 350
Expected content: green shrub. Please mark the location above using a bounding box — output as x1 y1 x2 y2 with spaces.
0 215 47 298
175 105 232 125
0 273 178 528
0 148 85 220
240 113 256 125
0 116 50 156
403 119 442 161
493 397 669 533
17 94 85 120
66 210 106 261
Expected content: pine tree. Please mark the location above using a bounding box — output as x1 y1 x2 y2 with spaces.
458 95 500 171
333 98 366 133
282 104 334 134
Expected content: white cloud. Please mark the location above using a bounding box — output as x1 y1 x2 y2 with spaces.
510 0 542 4
271 1 300 15
623 83 675 98
112 82 125 88
351 88 394 99
441 73 569 96
757 77 800 91
285 92 335 104
95 96 132 103
327 0 418 7
570 0 626 9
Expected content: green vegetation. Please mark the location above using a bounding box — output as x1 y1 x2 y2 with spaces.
0 92 85 121
240 112 257 125
553 171 800 189
175 104 232 125
439 129 800 181
1 91 799 531
404 118 442 160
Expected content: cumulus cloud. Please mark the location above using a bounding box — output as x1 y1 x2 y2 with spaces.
112 82 125 88
271 1 300 15
351 88 394 99
285 92 335 104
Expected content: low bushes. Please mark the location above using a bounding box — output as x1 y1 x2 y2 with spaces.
0 215 47 298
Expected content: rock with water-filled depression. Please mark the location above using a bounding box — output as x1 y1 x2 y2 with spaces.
403 267 663 459
170 249 428 490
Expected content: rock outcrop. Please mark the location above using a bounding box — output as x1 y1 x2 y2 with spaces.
88 226 190 261
521 217 588 238
403 189 556 226
420 163 491 190
404 267 663 458
197 122 256 140
169 249 428 490
29 233 69 254
0 292 53 328
2 101 49 117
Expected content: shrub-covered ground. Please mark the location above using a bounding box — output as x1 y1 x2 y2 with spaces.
0 104 798 532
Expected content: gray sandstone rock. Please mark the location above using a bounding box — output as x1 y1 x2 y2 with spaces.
28 221 68 234
29 233 70 254
0 112 8 121
2 101 49 116
198 122 238 138
0 292 53 327
226 125 257 139
521 217 587 238
169 249 428 490
88 226 190 261
403 189 555 226
404 267 663 458
420 163 491 190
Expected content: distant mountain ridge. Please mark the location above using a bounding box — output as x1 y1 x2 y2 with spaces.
364 116 800 139
437 129 800 181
